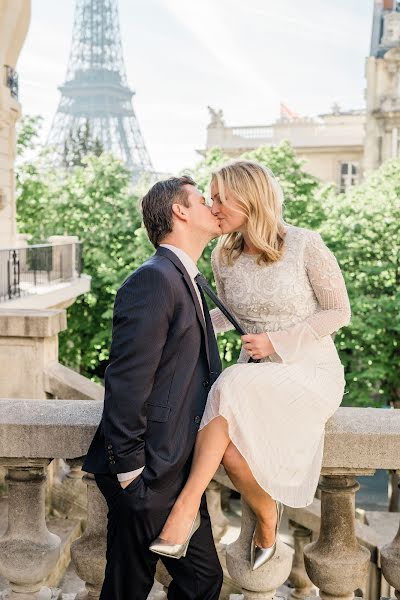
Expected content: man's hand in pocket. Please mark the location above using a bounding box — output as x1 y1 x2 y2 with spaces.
120 476 138 489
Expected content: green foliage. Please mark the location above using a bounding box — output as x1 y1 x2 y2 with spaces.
16 118 145 376
62 120 104 168
16 115 43 156
243 143 324 229
318 160 400 407
15 118 399 406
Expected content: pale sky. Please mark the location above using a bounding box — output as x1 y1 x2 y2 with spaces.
18 0 374 173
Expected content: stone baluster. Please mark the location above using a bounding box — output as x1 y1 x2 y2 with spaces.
71 473 107 599
0 459 61 599
226 499 293 600
380 511 400 599
303 475 370 600
155 561 171 596
53 458 87 519
288 521 314 599
388 470 399 512
206 480 229 543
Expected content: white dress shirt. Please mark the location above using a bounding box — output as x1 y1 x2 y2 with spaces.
117 244 204 483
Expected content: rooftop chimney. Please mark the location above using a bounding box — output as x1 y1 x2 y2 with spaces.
383 0 395 10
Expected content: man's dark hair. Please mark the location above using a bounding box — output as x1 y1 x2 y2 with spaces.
141 176 197 247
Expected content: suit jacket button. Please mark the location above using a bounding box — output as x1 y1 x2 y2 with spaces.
194 416 201 424
110 460 115 464
107 444 112 449
202 379 210 388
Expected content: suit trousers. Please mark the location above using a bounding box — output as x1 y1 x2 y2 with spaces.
95 473 223 600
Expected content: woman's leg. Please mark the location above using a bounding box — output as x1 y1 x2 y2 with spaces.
159 416 230 543
222 442 278 548
159 419 278 548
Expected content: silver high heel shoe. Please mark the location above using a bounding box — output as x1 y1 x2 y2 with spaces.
149 511 201 559
250 501 283 571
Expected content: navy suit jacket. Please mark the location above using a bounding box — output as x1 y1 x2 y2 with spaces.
83 246 222 492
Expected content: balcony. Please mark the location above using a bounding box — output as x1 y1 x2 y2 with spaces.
0 400 398 599
5 65 18 100
0 238 90 310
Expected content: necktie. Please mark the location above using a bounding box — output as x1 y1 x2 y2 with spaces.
195 273 259 363
195 284 222 374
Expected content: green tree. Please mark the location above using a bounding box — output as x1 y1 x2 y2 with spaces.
16 118 144 377
319 160 400 407
16 114 43 156
16 118 398 407
62 120 104 168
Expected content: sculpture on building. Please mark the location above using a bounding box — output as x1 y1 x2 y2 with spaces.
207 106 225 128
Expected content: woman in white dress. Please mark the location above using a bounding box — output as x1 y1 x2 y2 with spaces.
150 160 351 569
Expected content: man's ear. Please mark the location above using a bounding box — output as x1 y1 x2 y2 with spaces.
171 203 189 222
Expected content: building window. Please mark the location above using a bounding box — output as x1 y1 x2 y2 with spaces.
339 161 358 193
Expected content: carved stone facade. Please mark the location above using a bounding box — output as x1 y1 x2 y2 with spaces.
204 108 365 191
364 1 400 172
0 0 31 248
204 1 400 190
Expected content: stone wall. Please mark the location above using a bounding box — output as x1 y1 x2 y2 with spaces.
0 0 31 248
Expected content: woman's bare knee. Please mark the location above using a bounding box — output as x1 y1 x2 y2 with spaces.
222 443 244 474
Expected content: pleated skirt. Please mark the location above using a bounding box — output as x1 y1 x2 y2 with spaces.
199 336 345 508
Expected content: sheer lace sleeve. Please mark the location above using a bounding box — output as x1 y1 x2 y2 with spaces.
268 231 351 363
210 247 234 334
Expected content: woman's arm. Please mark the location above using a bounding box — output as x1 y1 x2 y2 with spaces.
210 247 234 334
267 231 351 363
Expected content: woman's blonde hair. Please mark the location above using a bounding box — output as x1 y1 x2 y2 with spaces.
212 160 286 265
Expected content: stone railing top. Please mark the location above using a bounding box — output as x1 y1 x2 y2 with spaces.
0 399 102 459
0 309 67 337
0 401 398 472
323 406 400 470
44 361 104 401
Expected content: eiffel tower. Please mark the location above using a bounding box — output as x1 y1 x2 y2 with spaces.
48 0 153 179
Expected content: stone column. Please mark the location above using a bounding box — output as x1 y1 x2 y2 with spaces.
52 458 87 519
0 0 31 249
0 308 66 399
206 480 229 543
71 473 107 599
380 514 400 599
155 561 171 595
226 499 293 600
0 459 61 599
388 470 399 512
303 475 370 600
48 235 79 280
288 521 314 599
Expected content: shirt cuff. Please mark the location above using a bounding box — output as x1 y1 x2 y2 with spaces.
117 466 145 482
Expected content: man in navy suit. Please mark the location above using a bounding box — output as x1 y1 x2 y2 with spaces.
83 176 223 600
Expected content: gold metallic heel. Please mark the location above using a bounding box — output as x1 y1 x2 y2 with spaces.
149 511 201 559
250 501 283 571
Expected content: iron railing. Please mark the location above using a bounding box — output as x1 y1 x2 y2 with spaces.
0 242 82 302
5 65 18 99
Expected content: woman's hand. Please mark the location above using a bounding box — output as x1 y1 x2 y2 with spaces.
241 333 275 360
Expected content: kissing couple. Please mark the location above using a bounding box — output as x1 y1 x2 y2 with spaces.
84 160 350 599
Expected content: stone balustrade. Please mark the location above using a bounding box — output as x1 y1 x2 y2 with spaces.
0 399 399 599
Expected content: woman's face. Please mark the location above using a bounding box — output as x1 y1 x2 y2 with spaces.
210 180 247 234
